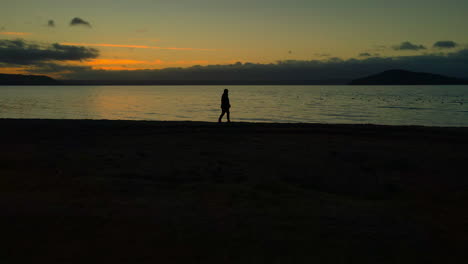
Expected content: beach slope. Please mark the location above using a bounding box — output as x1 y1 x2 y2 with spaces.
1 119 467 263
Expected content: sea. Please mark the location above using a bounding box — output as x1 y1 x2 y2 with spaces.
0 85 467 127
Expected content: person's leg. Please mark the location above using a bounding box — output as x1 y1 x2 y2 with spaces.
226 110 230 122
218 110 225 122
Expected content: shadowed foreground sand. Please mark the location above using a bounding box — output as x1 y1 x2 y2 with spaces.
1 119 467 263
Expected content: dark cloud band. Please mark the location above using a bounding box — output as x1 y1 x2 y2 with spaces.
61 49 468 80
393 41 426 51
25 63 92 74
433 41 458 49
2 39 467 81
0 39 99 65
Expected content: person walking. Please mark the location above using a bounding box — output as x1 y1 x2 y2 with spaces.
218 89 231 123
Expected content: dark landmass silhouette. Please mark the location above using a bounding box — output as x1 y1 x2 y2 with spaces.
0 75 348 85
0 73 59 85
60 79 349 85
350 69 468 85
2 69 467 86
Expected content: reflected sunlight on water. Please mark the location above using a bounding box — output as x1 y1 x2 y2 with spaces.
0 85 467 126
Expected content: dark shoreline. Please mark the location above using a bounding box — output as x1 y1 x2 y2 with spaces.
2 117 468 132
0 78 348 86
2 119 467 263
2 69 468 86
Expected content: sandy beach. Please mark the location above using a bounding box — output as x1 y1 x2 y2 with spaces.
1 119 467 263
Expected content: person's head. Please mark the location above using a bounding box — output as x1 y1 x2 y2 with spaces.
224 89 229 94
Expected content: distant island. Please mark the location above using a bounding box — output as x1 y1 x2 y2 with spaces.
0 74 348 85
0 73 59 85
349 69 468 85
60 79 349 86
2 70 468 85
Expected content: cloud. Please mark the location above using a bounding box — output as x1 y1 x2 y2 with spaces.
0 39 99 65
60 49 468 81
67 59 217 71
393 41 426 51
3 39 468 82
24 63 93 74
70 17 91 27
0 32 32 36
359 53 380 57
48 20 55 27
433 40 458 49
60 42 216 51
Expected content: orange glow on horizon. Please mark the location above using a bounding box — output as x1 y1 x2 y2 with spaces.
77 59 215 70
84 59 164 65
0 67 30 74
90 66 157 71
1 59 241 78
0 67 62 79
0 32 32 36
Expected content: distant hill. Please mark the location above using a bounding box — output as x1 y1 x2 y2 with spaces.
61 79 349 86
349 69 468 85
0 74 59 85
0 74 349 85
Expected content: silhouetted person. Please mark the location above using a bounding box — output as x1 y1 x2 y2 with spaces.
218 89 231 123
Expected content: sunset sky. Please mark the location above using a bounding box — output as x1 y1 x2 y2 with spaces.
1 0 468 79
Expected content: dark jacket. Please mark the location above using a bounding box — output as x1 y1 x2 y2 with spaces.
221 93 230 109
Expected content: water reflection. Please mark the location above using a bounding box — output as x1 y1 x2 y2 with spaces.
0 85 467 126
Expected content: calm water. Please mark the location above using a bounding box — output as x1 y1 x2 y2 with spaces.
0 85 467 126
